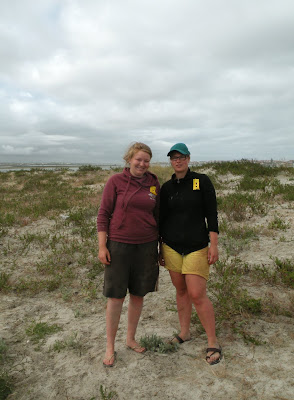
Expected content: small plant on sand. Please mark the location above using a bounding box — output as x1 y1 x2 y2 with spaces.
208 258 265 341
0 273 10 291
208 258 245 322
0 372 13 400
268 216 289 231
273 182 294 201
140 334 178 353
0 339 13 400
218 192 266 222
239 297 262 315
274 257 294 288
262 292 293 318
232 321 266 346
51 332 83 355
87 260 104 280
219 222 259 256
253 258 294 289
78 165 102 172
0 227 8 238
26 321 62 343
99 385 118 400
0 339 8 364
207 159 278 177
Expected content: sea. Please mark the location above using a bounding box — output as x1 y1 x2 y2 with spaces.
1 160 292 173
0 163 124 173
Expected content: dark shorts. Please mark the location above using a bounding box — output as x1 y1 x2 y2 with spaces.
103 240 159 299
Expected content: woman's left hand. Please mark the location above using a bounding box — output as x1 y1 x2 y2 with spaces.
158 252 165 266
208 244 219 265
158 243 165 266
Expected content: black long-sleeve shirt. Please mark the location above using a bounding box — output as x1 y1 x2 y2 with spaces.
159 169 219 255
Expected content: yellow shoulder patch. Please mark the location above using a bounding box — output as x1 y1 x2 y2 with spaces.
150 186 157 195
193 179 200 190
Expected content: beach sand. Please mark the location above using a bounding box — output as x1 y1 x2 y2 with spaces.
1 170 294 400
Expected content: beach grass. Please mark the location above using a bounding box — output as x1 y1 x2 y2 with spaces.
1 160 294 398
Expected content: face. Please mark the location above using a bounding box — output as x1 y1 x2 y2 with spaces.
170 151 190 174
129 150 151 177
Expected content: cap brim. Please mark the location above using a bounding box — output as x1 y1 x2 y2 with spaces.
167 150 189 156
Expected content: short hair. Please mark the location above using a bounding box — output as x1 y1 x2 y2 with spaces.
123 142 152 163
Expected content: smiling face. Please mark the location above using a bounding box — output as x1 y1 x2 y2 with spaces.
170 151 190 176
129 150 151 177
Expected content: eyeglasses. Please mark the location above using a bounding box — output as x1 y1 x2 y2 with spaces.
170 155 187 161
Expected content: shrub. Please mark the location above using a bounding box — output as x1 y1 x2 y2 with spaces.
268 216 289 230
205 159 278 177
273 183 294 201
78 165 102 172
240 297 262 315
274 258 294 288
25 321 62 343
218 192 266 221
140 334 178 353
0 374 13 400
0 273 10 291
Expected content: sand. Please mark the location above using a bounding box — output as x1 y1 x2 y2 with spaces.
1 171 294 400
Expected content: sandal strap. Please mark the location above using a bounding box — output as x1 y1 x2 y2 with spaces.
175 335 184 344
105 353 115 362
206 347 222 353
206 347 222 359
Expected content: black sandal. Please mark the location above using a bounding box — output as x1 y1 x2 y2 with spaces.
206 347 222 365
168 334 191 344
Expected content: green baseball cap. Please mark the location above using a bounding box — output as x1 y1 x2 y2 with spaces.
167 143 190 156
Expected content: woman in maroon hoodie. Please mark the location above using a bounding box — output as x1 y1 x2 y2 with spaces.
97 142 160 367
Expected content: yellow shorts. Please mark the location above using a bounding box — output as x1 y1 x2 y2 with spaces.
162 243 210 280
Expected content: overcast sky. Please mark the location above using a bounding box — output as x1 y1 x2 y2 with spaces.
0 0 293 164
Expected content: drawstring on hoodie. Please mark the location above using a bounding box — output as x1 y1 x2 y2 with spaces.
117 171 148 229
121 176 132 209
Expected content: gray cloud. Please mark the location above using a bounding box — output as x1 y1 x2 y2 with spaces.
1 0 294 164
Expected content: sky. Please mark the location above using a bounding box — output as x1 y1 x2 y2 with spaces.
0 0 294 164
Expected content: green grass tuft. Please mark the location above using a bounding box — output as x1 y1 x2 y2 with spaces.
140 334 178 353
25 321 62 343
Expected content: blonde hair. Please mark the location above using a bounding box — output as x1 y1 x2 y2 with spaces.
123 142 152 163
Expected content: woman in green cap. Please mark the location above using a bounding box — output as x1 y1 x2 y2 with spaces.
159 143 222 365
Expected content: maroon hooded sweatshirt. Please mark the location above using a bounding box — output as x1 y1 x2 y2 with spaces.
97 168 160 244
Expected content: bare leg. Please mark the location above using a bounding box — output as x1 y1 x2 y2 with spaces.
169 271 192 341
103 297 124 366
185 274 220 363
126 294 145 352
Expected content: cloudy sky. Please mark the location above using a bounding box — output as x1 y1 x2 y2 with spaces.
1 0 293 164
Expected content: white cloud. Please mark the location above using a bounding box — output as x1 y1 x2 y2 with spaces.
0 0 294 163
2 145 34 155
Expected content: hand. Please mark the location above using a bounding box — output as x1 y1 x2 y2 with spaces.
208 244 218 265
158 252 165 267
98 247 111 265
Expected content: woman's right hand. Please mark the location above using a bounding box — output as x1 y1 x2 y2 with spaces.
98 247 111 265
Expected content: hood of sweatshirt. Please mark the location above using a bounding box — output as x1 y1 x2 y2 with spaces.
106 167 159 231
122 167 158 185
121 167 158 209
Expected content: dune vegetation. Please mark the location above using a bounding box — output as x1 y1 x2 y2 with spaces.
1 161 294 400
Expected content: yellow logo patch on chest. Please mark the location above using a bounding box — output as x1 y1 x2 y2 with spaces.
193 179 200 190
150 186 157 195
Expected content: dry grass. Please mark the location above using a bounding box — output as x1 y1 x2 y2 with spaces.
1 161 294 399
